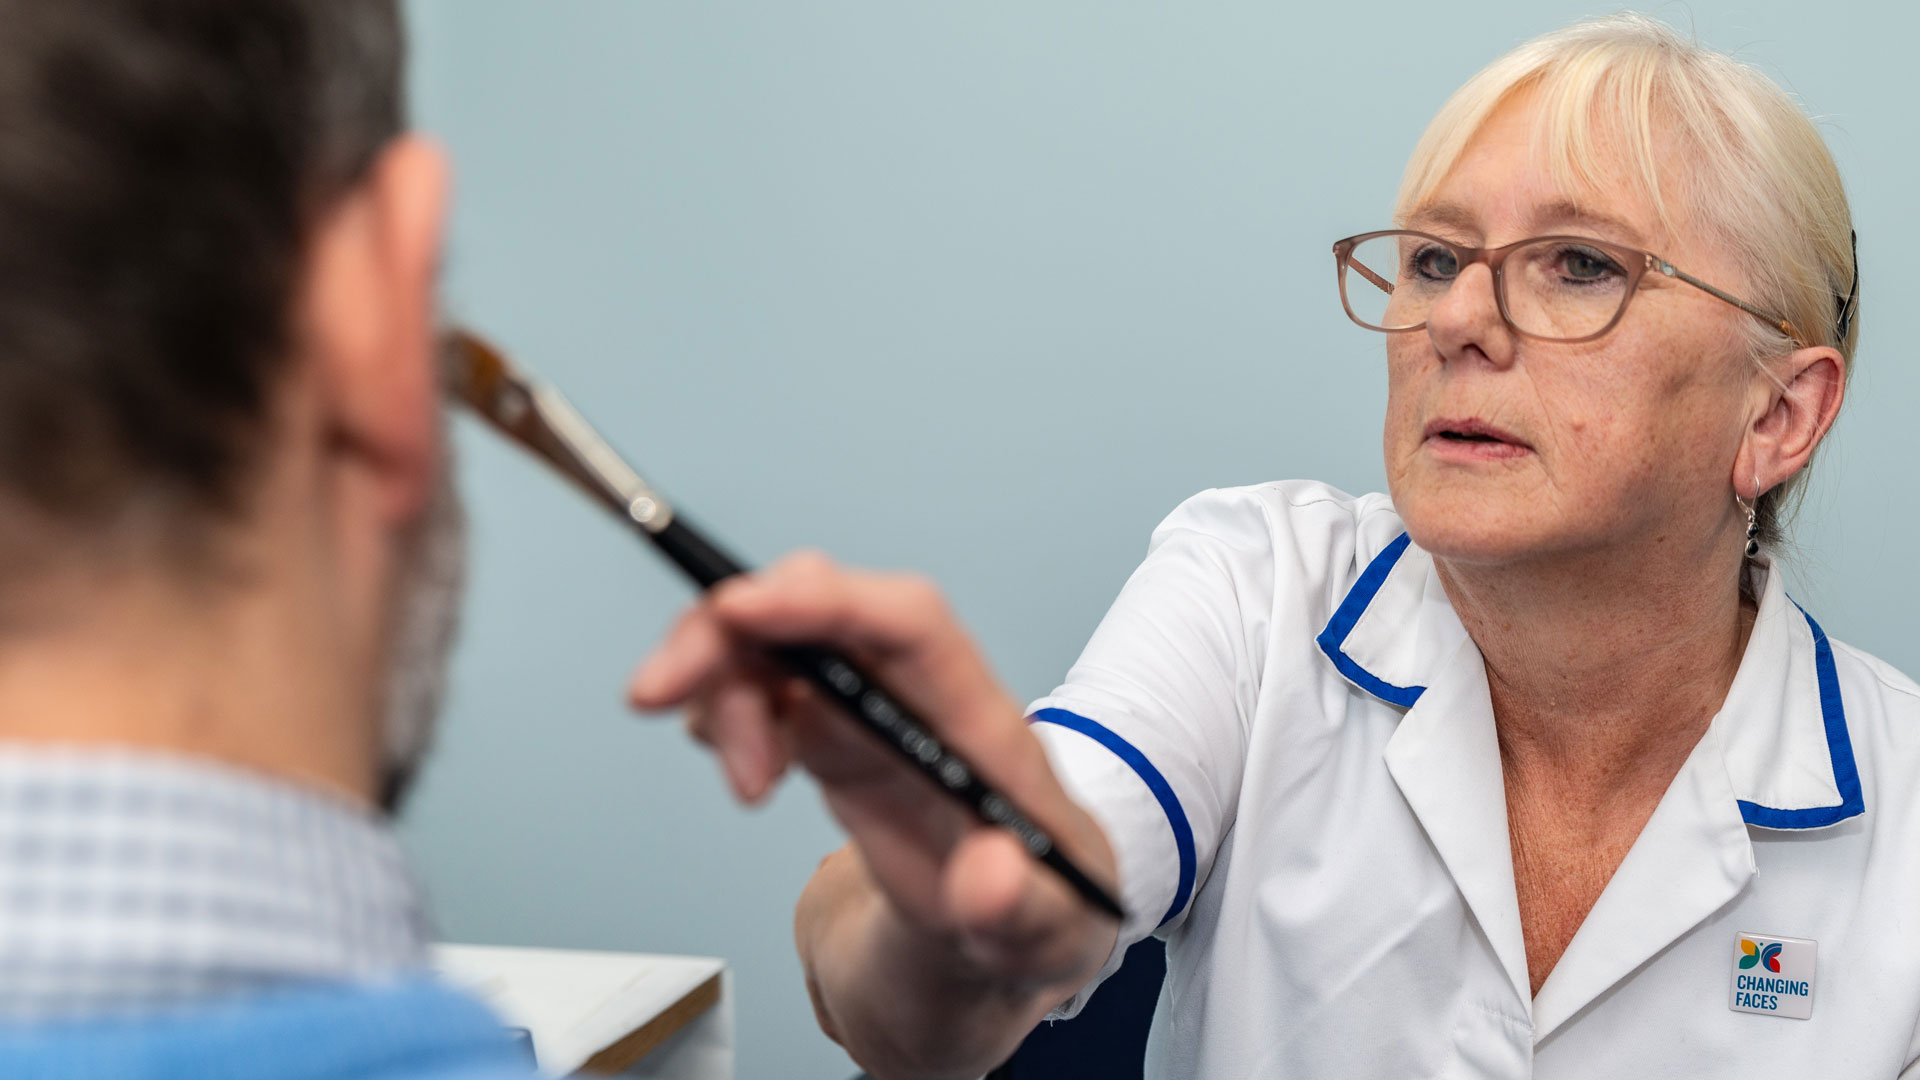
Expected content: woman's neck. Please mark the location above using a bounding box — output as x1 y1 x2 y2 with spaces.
1434 537 1754 792
1437 533 1759 997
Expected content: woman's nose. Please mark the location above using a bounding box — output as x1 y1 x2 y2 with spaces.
1426 262 1516 368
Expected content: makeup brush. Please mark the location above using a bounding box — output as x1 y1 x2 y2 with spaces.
441 328 1125 922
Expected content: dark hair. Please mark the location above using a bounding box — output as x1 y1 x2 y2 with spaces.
0 0 403 549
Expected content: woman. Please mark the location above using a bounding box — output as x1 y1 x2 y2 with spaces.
630 14 1902 1078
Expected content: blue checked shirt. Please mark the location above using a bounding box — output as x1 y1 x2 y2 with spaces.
0 745 431 1020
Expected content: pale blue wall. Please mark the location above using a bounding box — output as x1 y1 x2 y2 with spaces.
397 3 1920 1076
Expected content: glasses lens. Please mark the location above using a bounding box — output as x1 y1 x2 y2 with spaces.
1342 233 1455 331
1501 239 1633 340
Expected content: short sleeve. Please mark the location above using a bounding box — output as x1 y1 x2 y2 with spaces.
1026 486 1279 1017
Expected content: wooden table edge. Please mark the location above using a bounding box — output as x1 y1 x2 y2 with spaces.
577 970 725 1076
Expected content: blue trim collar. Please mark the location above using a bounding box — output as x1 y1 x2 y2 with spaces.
1736 605 1864 829
1315 532 1863 831
1315 532 1427 707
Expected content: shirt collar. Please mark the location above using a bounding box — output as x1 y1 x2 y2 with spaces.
1317 531 1864 831
0 745 432 1021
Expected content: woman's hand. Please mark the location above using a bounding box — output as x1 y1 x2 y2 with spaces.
627 551 1117 1068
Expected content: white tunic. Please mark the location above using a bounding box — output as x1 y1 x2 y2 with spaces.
1029 480 1920 1078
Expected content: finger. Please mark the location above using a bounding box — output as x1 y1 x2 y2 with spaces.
696 672 791 804
778 658 1057 863
628 602 731 710
781 680 918 787
709 551 948 653
708 553 1012 719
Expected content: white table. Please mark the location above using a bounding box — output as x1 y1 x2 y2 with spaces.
434 944 731 1078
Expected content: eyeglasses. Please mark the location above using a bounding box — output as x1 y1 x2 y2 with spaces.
1332 230 1803 345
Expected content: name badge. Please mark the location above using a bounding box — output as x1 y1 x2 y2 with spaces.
1729 932 1816 1020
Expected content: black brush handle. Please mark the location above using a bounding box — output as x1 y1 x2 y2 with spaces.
772 641 1124 920
651 515 750 587
644 514 1124 921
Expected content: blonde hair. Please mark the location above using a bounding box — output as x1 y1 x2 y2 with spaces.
1394 13 1858 543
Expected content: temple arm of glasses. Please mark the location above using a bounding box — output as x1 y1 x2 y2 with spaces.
1650 256 1803 345
1350 257 1394 295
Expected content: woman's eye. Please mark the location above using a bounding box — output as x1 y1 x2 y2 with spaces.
1559 246 1621 281
1411 246 1459 279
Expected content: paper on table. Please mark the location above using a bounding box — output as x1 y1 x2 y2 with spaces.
434 944 726 1075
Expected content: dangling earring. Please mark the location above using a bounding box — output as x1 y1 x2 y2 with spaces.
1741 496 1760 559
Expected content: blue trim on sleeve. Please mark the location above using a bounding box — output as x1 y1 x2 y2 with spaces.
1029 708 1197 928
1314 532 1427 707
1736 606 1866 830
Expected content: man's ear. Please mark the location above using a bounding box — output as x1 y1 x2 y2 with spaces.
1735 344 1846 499
295 135 451 524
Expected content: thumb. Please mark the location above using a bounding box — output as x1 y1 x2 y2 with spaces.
943 829 1103 982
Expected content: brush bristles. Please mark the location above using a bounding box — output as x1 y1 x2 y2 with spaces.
440 327 514 417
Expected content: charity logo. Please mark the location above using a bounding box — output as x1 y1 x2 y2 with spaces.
1738 939 1783 973
1730 931 1815 1020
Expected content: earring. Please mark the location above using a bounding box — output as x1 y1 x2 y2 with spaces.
1742 497 1760 558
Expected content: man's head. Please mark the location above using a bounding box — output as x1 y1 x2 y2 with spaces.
0 0 458 810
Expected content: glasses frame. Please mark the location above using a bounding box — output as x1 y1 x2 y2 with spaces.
1332 229 1803 346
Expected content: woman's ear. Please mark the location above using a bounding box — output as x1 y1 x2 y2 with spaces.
1735 345 1845 498
295 136 452 524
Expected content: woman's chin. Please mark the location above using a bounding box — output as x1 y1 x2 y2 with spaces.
1393 490 1563 566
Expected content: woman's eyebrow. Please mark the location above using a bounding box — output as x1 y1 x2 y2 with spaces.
1405 200 1650 248
1530 200 1646 246
1404 203 1480 238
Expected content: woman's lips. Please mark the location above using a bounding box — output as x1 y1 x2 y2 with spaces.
1421 418 1533 461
